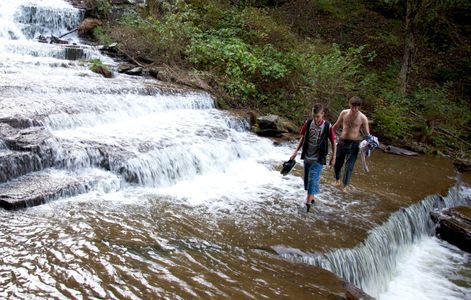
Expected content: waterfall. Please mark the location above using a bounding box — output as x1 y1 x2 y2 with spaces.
0 0 277 209
0 0 81 40
276 186 470 297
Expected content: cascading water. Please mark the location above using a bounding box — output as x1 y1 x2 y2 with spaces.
276 186 471 299
1 1 470 299
0 0 274 208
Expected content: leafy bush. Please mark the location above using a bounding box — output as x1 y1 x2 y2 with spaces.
186 33 289 103
295 43 367 117
91 26 112 45
372 91 411 141
411 85 470 147
85 0 112 17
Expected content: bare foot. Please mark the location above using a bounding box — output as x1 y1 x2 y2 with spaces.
342 186 349 193
333 180 342 187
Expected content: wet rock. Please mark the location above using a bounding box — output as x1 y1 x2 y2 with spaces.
343 282 375 300
64 46 86 60
77 18 102 35
0 124 58 182
93 65 113 78
125 66 143 76
0 171 92 210
0 151 44 183
50 35 69 44
453 158 471 172
118 63 134 73
380 144 418 156
147 67 159 78
0 126 52 152
431 206 471 253
0 117 39 129
38 34 48 43
255 114 286 137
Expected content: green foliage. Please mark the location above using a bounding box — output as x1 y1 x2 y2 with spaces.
88 58 109 73
297 43 366 116
85 0 112 17
91 26 112 45
187 33 289 102
412 86 470 143
97 0 112 15
373 91 411 141
314 0 363 19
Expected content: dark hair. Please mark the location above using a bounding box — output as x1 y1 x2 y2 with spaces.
312 103 324 114
349 96 362 106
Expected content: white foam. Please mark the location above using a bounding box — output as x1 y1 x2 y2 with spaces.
379 237 470 300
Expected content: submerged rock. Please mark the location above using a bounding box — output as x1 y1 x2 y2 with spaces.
380 144 418 156
431 206 471 253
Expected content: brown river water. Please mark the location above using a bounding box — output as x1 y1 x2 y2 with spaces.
0 1 470 299
1 151 468 299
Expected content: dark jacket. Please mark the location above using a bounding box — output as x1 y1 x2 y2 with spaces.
300 120 331 165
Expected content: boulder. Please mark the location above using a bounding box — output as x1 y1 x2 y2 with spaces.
78 18 103 35
431 206 471 253
255 114 286 137
125 66 143 76
118 63 134 73
93 65 113 78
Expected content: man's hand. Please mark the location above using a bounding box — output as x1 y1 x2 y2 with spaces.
329 157 336 169
290 151 298 161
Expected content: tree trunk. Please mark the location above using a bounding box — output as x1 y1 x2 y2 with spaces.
399 0 434 94
399 0 419 93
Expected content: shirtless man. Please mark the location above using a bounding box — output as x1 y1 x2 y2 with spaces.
331 96 370 192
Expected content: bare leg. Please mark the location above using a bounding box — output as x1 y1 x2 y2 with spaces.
308 194 316 204
305 194 316 212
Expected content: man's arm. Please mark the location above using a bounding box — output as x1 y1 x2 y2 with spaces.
331 110 345 133
290 136 304 160
290 121 307 160
328 125 336 167
362 114 370 136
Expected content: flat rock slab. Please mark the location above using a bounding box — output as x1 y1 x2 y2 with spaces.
0 170 94 210
431 206 471 253
380 144 418 156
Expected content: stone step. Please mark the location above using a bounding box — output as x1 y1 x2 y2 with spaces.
0 150 48 183
0 168 119 210
431 206 471 253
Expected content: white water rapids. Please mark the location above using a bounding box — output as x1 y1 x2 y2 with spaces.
0 1 470 299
